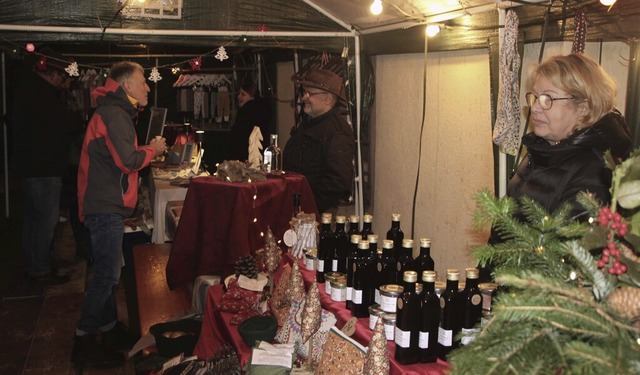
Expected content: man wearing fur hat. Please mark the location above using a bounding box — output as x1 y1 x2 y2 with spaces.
283 69 355 215
9 47 83 285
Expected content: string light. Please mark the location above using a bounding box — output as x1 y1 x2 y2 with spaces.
25 43 35 52
600 0 616 6
370 0 382 15
426 24 441 37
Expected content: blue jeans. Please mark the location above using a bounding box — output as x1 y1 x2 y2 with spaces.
77 213 124 334
22 177 62 277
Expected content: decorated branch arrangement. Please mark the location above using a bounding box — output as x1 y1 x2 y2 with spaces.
449 149 640 374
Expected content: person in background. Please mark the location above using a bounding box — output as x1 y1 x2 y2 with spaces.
9 47 84 286
480 53 633 281
73 61 167 368
282 69 355 215
227 80 272 161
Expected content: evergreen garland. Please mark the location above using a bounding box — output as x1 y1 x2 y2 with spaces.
449 184 640 374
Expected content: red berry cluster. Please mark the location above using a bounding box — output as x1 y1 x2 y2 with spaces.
596 207 628 275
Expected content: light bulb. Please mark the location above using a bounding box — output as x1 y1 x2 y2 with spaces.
600 0 616 5
426 24 441 37
370 0 382 15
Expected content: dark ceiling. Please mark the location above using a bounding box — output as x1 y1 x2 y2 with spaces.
0 0 636 60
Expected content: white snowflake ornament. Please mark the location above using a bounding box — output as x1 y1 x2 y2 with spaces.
148 67 162 83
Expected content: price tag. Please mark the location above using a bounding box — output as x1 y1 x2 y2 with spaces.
283 229 297 247
341 317 358 337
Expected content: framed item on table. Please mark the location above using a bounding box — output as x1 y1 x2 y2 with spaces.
180 142 195 164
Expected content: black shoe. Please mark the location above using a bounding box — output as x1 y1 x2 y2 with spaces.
101 321 140 352
29 272 70 286
72 333 124 369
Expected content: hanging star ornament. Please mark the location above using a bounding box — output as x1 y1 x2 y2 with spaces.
256 24 269 33
189 56 202 70
215 46 229 62
65 61 79 76
148 67 162 83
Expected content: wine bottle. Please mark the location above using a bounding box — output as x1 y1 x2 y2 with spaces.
437 269 461 361
396 239 415 284
316 213 334 283
413 238 435 288
351 239 375 317
394 270 421 365
346 233 362 310
368 234 379 261
386 213 404 261
333 215 349 273
360 214 374 240
263 134 282 173
460 267 483 346
347 215 360 241
419 270 440 363
376 239 397 304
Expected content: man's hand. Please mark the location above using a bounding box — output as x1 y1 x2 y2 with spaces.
149 136 167 154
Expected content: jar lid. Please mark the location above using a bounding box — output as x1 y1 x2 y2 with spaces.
379 284 403 296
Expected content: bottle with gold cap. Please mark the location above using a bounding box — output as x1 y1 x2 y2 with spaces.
346 233 362 310
396 239 415 283
317 213 334 283
460 267 483 346
386 213 404 261
360 214 374 240
368 234 379 261
394 270 421 364
419 270 440 363
437 268 462 361
376 239 397 304
413 238 435 287
347 215 360 241
351 239 375 317
333 215 349 273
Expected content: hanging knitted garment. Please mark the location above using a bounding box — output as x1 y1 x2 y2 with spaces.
572 10 587 54
492 9 522 156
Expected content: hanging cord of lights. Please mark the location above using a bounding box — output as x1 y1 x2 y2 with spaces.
410 30 430 239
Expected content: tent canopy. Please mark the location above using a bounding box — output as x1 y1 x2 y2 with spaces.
0 0 636 57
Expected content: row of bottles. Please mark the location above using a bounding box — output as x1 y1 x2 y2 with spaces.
316 213 376 283
395 268 483 365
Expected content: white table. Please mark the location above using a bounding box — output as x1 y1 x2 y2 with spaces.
149 170 188 244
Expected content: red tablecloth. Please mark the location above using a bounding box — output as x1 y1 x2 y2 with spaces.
194 256 450 375
166 172 318 290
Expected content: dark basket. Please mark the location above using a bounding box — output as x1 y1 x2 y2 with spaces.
237 315 278 348
149 318 202 358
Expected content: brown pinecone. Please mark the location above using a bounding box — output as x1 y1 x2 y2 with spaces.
607 287 640 321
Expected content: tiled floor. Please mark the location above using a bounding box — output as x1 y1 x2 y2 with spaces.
1 207 137 374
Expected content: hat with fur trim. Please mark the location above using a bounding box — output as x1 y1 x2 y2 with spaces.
294 69 347 106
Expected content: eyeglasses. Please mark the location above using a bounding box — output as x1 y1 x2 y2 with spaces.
303 90 327 97
525 92 574 110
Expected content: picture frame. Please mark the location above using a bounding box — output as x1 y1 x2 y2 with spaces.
180 141 195 165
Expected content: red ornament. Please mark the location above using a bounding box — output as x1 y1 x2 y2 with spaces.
256 24 269 32
36 56 47 71
189 56 202 71
25 43 35 52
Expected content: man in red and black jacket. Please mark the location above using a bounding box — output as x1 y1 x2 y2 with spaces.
74 61 166 369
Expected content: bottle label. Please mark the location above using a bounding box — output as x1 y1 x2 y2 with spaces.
397 261 402 272
438 326 453 346
317 259 324 272
325 282 332 295
305 257 314 271
332 259 338 272
369 315 379 331
419 331 430 349
377 262 382 272
461 327 480 346
375 288 381 305
394 327 411 348
346 287 353 301
471 294 482 305
380 295 397 312
353 289 363 304
263 150 273 173
384 322 395 341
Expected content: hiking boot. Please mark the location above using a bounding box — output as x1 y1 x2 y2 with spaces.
71 333 124 369
101 321 139 352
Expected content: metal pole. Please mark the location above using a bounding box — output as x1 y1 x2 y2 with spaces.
2 51 8 217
